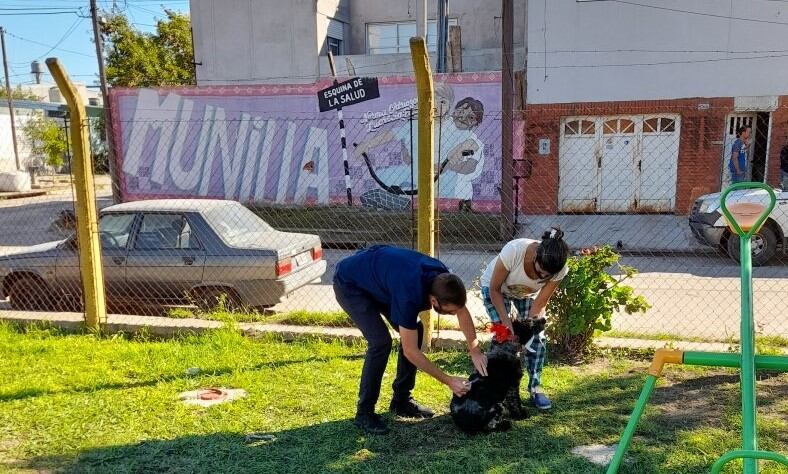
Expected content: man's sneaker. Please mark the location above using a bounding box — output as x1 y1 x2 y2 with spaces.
390 398 435 418
531 392 552 410
353 413 390 435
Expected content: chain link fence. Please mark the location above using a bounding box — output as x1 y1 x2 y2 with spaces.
1 77 786 353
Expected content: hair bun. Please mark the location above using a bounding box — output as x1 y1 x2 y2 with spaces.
543 227 564 241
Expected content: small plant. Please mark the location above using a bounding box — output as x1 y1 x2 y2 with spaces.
547 245 650 361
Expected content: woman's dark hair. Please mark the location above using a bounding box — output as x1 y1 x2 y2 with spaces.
736 125 751 137
536 227 570 277
430 273 467 307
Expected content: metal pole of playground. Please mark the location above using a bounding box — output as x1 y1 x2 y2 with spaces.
605 182 788 474
722 182 764 474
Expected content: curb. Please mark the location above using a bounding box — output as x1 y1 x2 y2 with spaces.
0 191 47 200
4 311 784 355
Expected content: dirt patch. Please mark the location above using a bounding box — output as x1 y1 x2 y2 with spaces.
647 369 788 433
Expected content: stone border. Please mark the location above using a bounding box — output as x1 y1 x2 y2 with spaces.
1 311 785 354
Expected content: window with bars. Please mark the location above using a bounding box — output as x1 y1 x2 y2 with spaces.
366 19 458 54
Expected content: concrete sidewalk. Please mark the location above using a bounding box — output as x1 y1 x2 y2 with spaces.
517 214 711 254
4 310 781 355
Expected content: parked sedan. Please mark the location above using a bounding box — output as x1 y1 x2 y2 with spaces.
689 187 787 266
0 200 327 312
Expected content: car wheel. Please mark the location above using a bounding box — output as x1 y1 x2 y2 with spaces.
8 275 53 311
726 226 778 266
194 287 243 313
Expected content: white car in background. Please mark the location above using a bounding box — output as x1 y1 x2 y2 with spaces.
689 187 788 266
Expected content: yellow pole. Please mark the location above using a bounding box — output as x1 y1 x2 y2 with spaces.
410 37 435 350
46 58 107 330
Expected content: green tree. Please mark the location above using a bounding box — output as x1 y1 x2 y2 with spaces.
101 10 194 87
0 85 39 101
22 116 69 169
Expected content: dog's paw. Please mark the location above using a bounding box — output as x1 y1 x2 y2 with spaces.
510 405 530 420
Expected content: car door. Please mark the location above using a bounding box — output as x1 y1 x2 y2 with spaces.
124 213 206 305
55 212 136 302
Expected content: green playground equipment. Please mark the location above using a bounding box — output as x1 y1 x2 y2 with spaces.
606 182 788 474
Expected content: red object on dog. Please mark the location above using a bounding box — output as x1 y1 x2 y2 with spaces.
485 322 513 343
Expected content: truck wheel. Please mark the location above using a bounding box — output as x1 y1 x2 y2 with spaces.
726 226 777 266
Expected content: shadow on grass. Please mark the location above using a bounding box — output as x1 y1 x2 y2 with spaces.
12 372 730 474
14 416 609 474
7 346 786 474
0 354 365 403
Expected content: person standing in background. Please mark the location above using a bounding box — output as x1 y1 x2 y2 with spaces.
729 125 751 183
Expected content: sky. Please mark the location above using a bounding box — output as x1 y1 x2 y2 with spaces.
1 0 190 88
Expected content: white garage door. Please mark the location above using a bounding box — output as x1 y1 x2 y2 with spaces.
640 116 680 211
558 119 598 212
558 115 681 213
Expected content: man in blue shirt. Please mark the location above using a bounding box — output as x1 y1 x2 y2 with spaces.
729 125 751 183
333 245 488 435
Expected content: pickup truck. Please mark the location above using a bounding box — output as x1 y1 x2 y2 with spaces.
689 187 787 266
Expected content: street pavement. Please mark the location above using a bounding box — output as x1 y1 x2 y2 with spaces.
270 250 788 342
1 192 786 343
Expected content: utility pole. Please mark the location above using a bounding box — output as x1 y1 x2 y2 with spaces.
90 0 121 203
416 0 427 39
500 0 515 240
436 0 449 73
1 27 21 171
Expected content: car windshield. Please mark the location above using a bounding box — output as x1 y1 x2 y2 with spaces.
203 203 273 246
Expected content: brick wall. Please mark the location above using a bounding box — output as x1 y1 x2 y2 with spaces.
517 98 738 215
769 97 788 187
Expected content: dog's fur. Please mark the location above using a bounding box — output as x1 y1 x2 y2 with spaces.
450 317 546 434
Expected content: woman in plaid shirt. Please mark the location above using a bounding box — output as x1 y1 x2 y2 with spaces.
478 228 570 410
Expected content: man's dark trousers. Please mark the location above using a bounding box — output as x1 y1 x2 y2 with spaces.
333 277 424 415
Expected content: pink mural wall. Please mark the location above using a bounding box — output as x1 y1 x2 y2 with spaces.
110 72 509 213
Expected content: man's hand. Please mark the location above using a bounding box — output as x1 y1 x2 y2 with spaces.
470 346 488 377
448 376 471 397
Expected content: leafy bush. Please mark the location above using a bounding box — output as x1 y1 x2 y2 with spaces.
547 246 650 360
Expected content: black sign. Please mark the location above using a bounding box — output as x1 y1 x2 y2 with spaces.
318 77 380 112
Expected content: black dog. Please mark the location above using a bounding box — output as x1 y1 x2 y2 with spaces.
450 317 546 434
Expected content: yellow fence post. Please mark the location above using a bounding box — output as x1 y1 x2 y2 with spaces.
46 58 107 330
410 38 436 350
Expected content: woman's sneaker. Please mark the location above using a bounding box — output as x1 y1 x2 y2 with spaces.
531 392 552 410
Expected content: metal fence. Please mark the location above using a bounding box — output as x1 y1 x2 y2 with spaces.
1 91 787 352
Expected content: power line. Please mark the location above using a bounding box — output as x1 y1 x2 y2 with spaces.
35 17 86 61
0 11 79 16
531 52 788 69
5 31 94 59
0 7 80 10
584 0 788 27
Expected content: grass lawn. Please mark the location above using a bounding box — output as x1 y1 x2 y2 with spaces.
0 323 786 474
250 205 502 248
